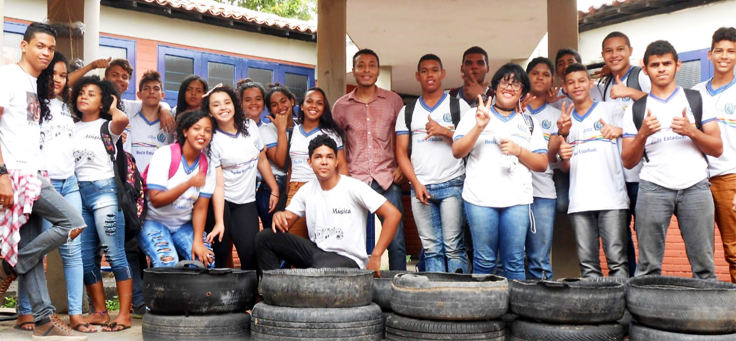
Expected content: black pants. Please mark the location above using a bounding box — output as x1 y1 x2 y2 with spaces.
255 229 359 271
205 200 260 270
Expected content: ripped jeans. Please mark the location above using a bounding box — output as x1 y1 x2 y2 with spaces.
79 178 131 285
138 220 214 268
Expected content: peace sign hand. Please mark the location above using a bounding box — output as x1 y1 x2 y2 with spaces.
557 102 574 137
475 94 492 129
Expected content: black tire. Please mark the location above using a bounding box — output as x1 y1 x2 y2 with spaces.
510 278 625 324
385 313 504 340
142 312 250 341
390 273 508 321
630 323 736 340
372 270 411 311
511 319 624 341
260 268 373 308
627 276 736 334
250 302 382 340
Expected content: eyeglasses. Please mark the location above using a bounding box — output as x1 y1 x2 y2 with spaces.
202 83 223 98
499 79 522 91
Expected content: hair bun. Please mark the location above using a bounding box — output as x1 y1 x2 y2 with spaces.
236 78 254 88
267 82 283 88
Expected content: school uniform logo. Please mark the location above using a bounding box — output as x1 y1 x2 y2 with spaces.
157 133 166 143
594 120 603 131
517 124 527 132
542 120 552 130
726 103 735 115
443 113 452 122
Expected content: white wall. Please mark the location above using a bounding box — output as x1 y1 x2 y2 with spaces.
5 0 316 66
579 0 736 66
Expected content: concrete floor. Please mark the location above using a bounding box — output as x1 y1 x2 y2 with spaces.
0 309 143 341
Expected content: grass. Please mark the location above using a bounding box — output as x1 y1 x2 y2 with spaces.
2 296 17 309
105 296 120 312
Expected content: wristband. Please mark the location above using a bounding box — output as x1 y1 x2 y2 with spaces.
271 193 279 197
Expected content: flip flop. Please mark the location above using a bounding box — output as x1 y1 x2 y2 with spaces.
72 322 98 333
101 322 131 332
13 321 34 331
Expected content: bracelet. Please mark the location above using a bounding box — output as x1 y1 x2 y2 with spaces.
516 145 523 157
271 193 279 197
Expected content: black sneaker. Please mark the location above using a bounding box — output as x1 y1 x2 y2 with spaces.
131 304 147 319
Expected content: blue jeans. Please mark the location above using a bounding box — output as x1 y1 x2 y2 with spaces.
17 175 84 316
367 181 407 270
79 178 131 285
569 209 629 278
14 175 86 322
553 169 569 214
256 175 287 231
527 197 556 280
465 202 529 279
138 220 214 267
411 175 468 273
635 179 716 279
626 182 639 275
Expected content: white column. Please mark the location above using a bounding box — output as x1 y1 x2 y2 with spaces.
317 0 346 105
83 0 99 63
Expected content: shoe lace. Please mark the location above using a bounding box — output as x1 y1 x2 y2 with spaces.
50 314 75 333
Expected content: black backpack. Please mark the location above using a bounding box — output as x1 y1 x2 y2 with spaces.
602 66 642 100
631 88 704 162
100 122 148 241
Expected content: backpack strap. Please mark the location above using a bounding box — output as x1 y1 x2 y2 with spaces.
449 97 461 128
448 87 459 98
99 121 125 208
627 66 642 92
631 95 649 162
683 88 703 131
100 121 116 162
168 143 182 179
521 111 535 135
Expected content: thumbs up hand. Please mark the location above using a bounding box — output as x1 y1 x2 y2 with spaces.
600 118 622 140
640 108 662 137
671 107 696 137
425 114 452 140
610 74 629 100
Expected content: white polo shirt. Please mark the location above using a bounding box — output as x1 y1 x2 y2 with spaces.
692 78 736 178
527 103 560 199
258 121 287 177
567 101 629 214
123 112 173 171
289 124 343 183
210 119 263 204
395 94 470 185
622 87 715 190
453 107 547 208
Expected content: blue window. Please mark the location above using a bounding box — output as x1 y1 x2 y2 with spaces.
99 36 136 100
3 22 28 65
677 48 711 89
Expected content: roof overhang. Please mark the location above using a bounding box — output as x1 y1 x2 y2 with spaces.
578 0 725 32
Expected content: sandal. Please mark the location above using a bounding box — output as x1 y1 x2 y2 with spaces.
72 322 98 333
101 322 131 332
13 321 34 331
86 310 110 326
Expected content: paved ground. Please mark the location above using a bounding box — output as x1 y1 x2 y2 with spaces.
0 310 143 341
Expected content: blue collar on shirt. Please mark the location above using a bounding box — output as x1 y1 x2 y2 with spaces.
706 77 736 96
573 101 599 122
181 155 200 174
216 128 239 138
139 112 160 126
491 106 517 122
419 93 447 113
527 103 547 115
300 125 322 137
649 87 680 104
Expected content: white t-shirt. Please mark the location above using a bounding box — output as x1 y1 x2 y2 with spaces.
692 78 736 178
289 124 344 183
593 67 652 182
453 108 548 208
259 121 287 177
210 120 263 204
74 119 119 182
121 99 171 118
395 94 470 185
527 104 560 199
40 98 75 179
622 87 715 190
286 175 386 268
0 64 42 172
566 101 629 213
145 146 216 229
123 112 174 171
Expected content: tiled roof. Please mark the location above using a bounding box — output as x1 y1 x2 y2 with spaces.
578 0 724 32
137 0 316 34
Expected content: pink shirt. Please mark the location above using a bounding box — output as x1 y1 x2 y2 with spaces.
333 87 403 190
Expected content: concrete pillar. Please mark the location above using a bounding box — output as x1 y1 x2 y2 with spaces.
83 0 99 63
547 0 581 280
376 65 392 91
317 0 346 105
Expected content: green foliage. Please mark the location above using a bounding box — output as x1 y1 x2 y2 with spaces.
213 0 316 21
105 297 120 312
2 296 17 308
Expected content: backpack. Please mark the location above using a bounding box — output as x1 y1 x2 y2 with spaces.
141 143 209 192
100 122 148 241
405 97 463 138
602 66 642 100
631 88 703 162
448 87 495 104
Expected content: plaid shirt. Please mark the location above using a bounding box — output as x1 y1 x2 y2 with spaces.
333 87 403 190
0 170 44 267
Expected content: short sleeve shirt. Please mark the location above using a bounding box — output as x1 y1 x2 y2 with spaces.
0 64 42 172
527 104 560 199
258 121 287 177
289 125 344 183
74 119 119 182
123 112 174 171
210 120 263 204
692 78 736 178
40 98 75 179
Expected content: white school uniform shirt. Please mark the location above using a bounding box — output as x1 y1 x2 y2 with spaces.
692 78 736 178
0 64 42 172
395 94 470 186
210 120 263 204
566 101 629 214
593 66 652 183
73 119 119 182
527 103 560 199
622 87 716 190
121 99 171 118
123 112 174 171
259 121 287 177
145 146 216 230
289 124 344 183
453 107 548 208
40 99 75 179
286 175 386 268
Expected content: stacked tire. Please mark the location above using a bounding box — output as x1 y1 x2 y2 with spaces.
251 268 383 340
142 261 258 341
386 273 509 340
372 270 411 337
627 276 736 340
509 278 626 341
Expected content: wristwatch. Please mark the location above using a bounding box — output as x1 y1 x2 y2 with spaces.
0 164 7 176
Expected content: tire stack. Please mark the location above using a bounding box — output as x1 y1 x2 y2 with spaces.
372 270 410 337
627 276 736 340
142 261 258 341
509 278 626 341
386 273 509 340
251 268 383 340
